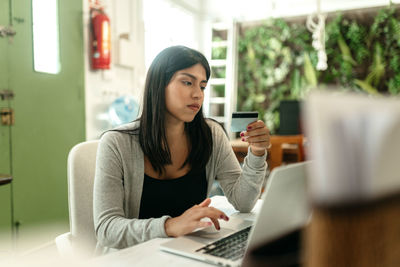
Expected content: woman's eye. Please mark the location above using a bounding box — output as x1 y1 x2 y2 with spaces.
183 81 192 86
200 86 206 90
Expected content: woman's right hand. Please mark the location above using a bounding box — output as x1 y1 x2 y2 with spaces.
164 198 229 237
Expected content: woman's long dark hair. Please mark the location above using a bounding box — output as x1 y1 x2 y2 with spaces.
135 46 213 174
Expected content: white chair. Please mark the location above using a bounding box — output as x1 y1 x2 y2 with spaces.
55 140 99 258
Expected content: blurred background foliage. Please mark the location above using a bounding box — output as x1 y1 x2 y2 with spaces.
234 4 400 133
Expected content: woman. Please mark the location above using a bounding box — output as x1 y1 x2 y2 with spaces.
93 46 270 253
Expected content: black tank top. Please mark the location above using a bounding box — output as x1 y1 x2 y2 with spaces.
138 168 207 219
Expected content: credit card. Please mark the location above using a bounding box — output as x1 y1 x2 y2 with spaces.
230 112 258 132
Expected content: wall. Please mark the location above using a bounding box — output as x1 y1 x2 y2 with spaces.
83 0 146 140
203 0 400 22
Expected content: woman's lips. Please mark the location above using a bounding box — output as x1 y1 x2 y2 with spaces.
187 104 200 111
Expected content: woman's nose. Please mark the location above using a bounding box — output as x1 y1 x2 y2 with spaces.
192 85 203 99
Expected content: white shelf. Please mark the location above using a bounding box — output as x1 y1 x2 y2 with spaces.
204 21 239 140
209 78 226 85
212 41 228 47
209 97 226 104
212 22 229 31
210 59 227 67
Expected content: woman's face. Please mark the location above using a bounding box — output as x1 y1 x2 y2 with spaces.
164 63 207 124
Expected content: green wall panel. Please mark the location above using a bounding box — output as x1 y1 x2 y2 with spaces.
0 0 85 246
0 0 12 243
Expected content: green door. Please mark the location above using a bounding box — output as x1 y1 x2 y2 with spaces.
0 0 14 251
0 0 85 250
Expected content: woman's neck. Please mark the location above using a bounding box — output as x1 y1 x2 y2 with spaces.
165 119 186 144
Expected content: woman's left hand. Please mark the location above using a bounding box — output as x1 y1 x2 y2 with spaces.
240 120 270 156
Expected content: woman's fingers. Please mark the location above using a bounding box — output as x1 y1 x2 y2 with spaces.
249 141 270 148
247 120 268 131
242 123 269 136
165 200 230 237
238 120 271 156
198 198 211 207
191 207 228 221
241 121 269 136
195 199 229 221
210 217 221 230
240 120 270 153
197 221 213 228
247 135 269 143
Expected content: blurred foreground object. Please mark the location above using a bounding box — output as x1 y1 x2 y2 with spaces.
303 91 400 267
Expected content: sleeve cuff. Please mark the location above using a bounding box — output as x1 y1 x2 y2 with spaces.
247 146 267 168
159 215 172 238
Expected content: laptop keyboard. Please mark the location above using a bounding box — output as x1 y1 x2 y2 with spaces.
196 226 252 261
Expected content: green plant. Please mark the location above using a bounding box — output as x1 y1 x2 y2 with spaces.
238 19 316 133
211 46 227 59
212 85 225 97
237 5 400 133
211 66 226 79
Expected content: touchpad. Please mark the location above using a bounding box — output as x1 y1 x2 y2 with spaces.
186 227 235 243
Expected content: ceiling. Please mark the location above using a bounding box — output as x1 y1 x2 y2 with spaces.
172 0 399 22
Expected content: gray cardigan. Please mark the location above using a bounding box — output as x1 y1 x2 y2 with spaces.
93 120 267 253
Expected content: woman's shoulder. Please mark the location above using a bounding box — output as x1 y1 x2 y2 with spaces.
206 118 228 138
100 121 140 143
205 119 232 159
114 121 140 131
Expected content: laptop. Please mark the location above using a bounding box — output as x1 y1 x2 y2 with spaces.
160 161 312 267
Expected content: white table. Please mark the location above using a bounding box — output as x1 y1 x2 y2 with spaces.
91 196 263 267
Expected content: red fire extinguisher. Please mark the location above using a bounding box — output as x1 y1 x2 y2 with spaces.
90 8 111 69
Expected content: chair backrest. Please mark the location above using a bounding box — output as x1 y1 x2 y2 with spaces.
268 135 304 170
231 135 305 171
67 140 99 251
